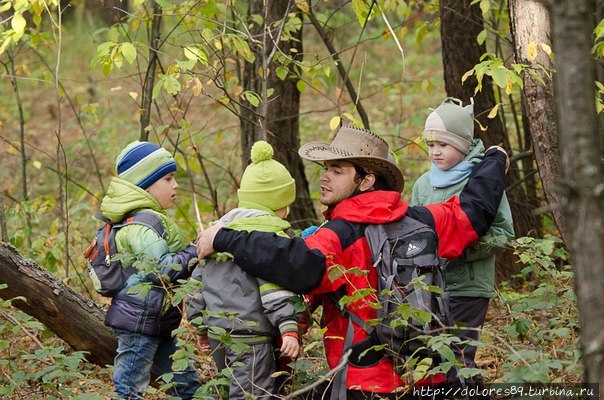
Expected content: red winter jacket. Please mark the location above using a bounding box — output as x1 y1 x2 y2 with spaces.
212 148 507 394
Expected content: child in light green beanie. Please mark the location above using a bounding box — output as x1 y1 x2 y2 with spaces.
411 97 514 387
186 141 303 398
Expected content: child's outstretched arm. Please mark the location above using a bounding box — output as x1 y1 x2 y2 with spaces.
124 225 197 284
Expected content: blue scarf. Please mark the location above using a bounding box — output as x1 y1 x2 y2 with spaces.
429 161 474 188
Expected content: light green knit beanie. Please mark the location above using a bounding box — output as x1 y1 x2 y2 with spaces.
423 97 475 154
237 141 296 212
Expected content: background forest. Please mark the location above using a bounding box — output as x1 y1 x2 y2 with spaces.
0 0 602 398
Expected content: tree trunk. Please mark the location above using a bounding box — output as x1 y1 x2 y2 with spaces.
439 0 541 280
240 0 317 228
0 243 116 367
509 0 568 241
548 0 604 384
100 0 129 24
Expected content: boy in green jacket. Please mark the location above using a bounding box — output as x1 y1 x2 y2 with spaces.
100 141 200 399
411 98 514 386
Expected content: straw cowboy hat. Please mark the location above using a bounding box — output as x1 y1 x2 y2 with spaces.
298 125 405 192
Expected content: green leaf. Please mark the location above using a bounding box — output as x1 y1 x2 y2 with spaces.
296 80 306 93
163 75 182 95
243 91 261 107
155 0 171 9
184 46 208 66
276 66 288 81
515 318 531 338
477 29 487 45
491 68 508 89
121 43 137 64
152 80 163 99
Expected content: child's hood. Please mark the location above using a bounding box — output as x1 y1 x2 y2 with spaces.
100 177 164 223
465 139 486 164
215 208 291 233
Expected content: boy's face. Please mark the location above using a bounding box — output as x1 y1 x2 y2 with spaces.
319 160 362 206
427 141 466 171
146 172 179 209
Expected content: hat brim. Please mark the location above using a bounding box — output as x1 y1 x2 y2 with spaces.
299 141 405 193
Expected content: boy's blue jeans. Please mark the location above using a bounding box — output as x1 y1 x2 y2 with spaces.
113 329 200 399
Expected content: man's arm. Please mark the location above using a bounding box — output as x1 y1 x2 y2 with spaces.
207 229 326 293
407 147 508 260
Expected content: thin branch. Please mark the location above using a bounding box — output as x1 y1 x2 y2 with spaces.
307 7 371 129
283 349 352 399
140 1 163 139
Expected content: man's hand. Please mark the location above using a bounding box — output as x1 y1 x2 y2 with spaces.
487 145 510 174
280 335 299 359
196 222 224 259
196 334 210 351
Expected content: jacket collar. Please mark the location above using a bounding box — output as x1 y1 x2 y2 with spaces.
323 190 407 224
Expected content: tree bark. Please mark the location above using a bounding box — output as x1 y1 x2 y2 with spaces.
240 0 317 228
509 0 568 241
0 243 116 367
548 0 604 384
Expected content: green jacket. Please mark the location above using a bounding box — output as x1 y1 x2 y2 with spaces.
100 177 197 337
411 140 514 298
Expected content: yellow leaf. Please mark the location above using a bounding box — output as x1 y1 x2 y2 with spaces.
295 0 309 13
329 116 341 131
0 3 12 12
232 85 244 97
33 160 42 169
214 39 222 50
129 92 138 100
11 12 26 41
0 36 11 56
476 119 487 132
540 43 552 56
461 69 474 83
110 86 122 92
19 64 30 76
192 78 202 96
526 41 538 62
487 103 500 119
505 79 513 95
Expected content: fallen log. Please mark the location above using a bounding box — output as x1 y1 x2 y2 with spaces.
0 242 117 367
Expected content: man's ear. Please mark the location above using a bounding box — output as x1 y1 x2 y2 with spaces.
359 173 376 192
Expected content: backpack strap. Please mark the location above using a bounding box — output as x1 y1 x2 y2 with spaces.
113 210 167 240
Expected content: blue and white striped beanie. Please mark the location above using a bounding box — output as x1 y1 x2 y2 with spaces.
115 141 177 189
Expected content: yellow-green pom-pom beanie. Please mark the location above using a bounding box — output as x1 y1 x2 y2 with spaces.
237 141 296 212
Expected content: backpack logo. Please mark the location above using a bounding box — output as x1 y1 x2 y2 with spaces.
405 239 427 257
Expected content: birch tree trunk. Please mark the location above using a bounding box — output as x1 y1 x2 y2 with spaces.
548 0 604 384
509 0 568 241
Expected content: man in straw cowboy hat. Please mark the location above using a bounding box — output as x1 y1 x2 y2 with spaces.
196 125 509 399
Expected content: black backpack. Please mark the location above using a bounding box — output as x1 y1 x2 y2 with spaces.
83 211 166 297
364 216 450 367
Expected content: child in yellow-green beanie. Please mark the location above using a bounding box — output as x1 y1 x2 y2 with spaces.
186 141 303 399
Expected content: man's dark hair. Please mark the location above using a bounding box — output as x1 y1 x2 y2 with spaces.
353 164 390 191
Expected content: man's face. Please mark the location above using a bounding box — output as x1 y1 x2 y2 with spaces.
319 160 361 206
